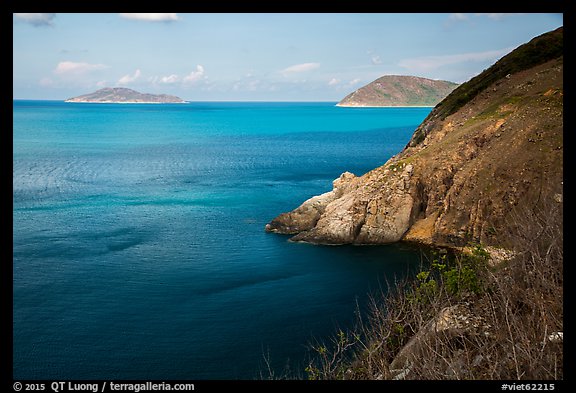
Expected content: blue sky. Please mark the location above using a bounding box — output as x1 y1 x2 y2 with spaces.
13 13 563 101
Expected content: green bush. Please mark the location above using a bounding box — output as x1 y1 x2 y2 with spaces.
408 270 438 305
442 263 482 295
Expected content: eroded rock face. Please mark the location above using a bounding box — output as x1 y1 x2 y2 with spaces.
356 164 415 244
264 191 337 235
267 163 419 245
264 172 357 236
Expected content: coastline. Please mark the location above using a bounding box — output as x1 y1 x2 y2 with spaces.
335 103 434 108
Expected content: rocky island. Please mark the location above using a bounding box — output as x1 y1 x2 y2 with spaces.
267 27 563 250
336 75 458 107
65 87 186 103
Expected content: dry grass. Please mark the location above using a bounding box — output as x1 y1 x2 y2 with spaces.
298 195 562 380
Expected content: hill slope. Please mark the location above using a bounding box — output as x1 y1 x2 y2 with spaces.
65 87 186 103
266 27 563 249
337 75 458 107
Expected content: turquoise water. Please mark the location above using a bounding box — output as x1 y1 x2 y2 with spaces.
13 101 431 380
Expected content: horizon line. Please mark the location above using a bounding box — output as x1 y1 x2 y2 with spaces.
13 98 343 103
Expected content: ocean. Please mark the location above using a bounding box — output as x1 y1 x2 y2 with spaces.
13 101 431 380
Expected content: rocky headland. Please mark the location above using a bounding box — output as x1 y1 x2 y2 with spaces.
266 27 563 250
279 27 563 380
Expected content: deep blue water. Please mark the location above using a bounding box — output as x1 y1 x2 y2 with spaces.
13 101 431 380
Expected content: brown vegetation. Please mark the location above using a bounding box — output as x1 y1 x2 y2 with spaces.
300 195 562 380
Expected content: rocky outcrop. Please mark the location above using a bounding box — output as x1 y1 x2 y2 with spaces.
267 164 418 245
266 27 563 248
337 75 458 107
65 87 186 103
390 303 492 380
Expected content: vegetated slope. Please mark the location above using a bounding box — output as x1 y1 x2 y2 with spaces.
65 87 186 103
266 27 563 250
337 75 458 107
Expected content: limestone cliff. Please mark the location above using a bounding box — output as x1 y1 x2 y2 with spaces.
337 75 458 107
266 27 563 248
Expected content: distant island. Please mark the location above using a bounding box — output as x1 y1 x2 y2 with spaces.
65 87 186 103
337 75 458 107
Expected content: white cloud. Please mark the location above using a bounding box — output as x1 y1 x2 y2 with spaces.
326 77 362 90
42 63 109 89
282 62 320 74
14 13 56 27
475 13 524 20
161 74 180 84
346 78 362 88
118 69 141 85
328 78 340 86
448 13 469 22
232 74 266 92
119 13 179 22
398 47 513 72
145 65 206 87
183 65 205 83
448 13 524 24
54 61 108 75
246 80 261 91
366 50 383 65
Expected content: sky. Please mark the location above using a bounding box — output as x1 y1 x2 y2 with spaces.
13 13 563 101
